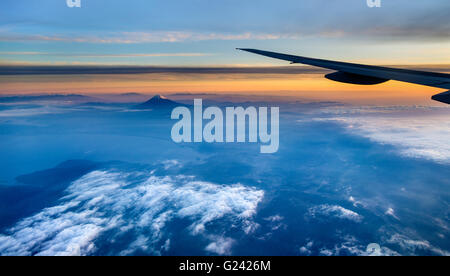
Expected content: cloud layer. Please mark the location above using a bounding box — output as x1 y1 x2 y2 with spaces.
0 31 299 44
0 170 264 256
314 106 450 164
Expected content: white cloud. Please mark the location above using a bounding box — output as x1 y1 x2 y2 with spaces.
317 236 399 256
263 215 286 231
316 106 450 164
299 241 314 255
387 234 450 256
242 220 260 235
307 204 363 222
162 160 182 170
0 106 66 117
205 236 235 255
264 215 283 222
0 170 264 256
348 196 364 208
385 208 399 220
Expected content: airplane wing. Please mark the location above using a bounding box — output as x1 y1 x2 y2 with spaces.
237 48 450 104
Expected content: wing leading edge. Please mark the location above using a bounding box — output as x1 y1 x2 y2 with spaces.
237 48 450 104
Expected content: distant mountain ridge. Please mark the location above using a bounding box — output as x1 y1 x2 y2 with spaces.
0 94 97 103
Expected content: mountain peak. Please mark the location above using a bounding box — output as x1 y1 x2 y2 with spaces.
152 94 168 100
133 94 180 110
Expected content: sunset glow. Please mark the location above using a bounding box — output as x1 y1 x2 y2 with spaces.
0 71 446 105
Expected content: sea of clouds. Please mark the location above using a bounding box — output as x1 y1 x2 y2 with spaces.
0 169 264 256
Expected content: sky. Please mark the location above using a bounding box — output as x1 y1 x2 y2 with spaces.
1 0 449 66
0 0 449 103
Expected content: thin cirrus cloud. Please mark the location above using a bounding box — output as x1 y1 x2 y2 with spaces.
0 31 299 44
0 51 212 58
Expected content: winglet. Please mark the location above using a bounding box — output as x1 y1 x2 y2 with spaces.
237 48 258 52
432 91 450 104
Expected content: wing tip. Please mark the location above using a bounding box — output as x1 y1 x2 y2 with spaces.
236 48 256 52
431 91 450 105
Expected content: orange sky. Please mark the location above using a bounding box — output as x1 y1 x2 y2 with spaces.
0 71 447 105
